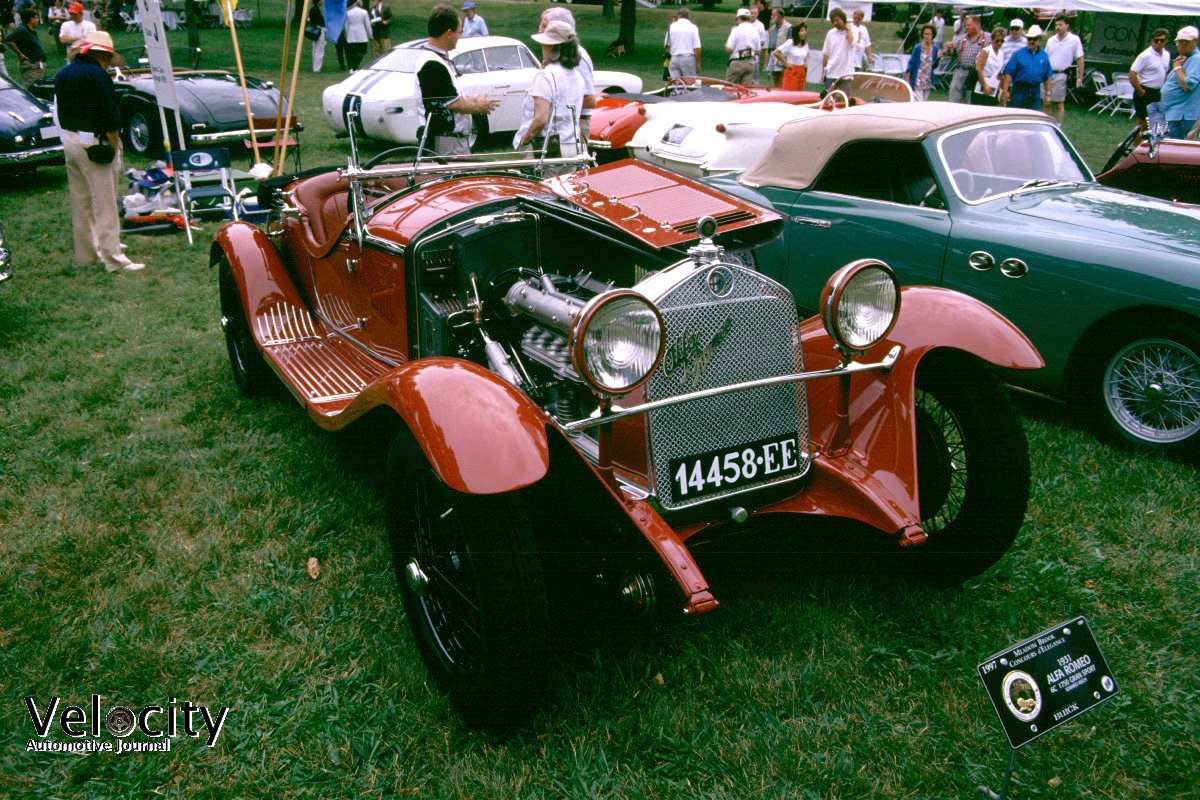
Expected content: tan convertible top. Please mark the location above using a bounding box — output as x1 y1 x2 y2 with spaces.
740 103 1049 190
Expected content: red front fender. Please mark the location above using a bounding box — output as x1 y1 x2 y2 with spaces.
771 286 1044 540
347 358 551 496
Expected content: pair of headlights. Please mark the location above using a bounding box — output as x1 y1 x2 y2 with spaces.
567 260 902 396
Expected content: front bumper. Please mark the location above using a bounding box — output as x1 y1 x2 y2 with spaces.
190 124 304 146
0 143 64 167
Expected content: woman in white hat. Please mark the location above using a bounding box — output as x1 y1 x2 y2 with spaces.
513 19 586 176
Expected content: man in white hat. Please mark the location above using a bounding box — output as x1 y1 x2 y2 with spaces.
725 7 759 85
54 31 144 272
461 1 487 38
998 18 1026 72
999 24 1051 110
1161 25 1200 139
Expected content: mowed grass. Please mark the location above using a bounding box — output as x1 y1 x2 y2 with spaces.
0 3 1197 797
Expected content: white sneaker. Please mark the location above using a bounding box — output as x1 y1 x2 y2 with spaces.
122 261 146 271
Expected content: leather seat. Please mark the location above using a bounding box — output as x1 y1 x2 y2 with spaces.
291 171 350 255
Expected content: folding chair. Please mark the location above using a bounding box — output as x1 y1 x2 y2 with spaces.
1089 73 1116 113
1109 74 1135 117
932 55 957 90
245 115 302 173
169 147 241 245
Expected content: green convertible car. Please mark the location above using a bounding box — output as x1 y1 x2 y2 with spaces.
707 103 1200 456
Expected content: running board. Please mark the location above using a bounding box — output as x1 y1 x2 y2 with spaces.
252 300 388 416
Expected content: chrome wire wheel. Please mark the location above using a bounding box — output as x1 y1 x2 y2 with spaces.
1103 337 1200 445
127 110 154 155
914 387 968 535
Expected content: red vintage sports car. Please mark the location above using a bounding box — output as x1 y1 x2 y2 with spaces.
215 141 1041 726
1096 126 1200 205
589 73 914 160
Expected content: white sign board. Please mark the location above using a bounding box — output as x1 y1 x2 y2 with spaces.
135 0 180 111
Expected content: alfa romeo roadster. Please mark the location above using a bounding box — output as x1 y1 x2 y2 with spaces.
214 139 1042 724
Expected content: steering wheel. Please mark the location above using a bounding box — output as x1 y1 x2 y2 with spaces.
919 182 943 209
820 89 850 110
363 146 446 170
1100 127 1140 175
950 169 976 200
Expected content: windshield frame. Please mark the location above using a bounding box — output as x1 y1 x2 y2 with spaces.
934 119 1095 206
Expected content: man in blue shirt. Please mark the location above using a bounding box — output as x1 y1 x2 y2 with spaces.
1161 25 1200 139
999 24 1051 110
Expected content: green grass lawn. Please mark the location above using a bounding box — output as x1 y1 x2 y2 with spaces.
0 4 1196 798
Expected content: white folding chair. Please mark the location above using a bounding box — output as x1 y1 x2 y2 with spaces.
1109 73 1135 117
1089 73 1116 113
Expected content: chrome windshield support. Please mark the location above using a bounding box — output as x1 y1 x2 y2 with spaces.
562 346 901 433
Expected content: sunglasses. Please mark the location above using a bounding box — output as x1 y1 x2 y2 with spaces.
1153 37 1168 43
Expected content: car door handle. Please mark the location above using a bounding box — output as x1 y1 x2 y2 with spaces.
493 84 510 90
792 216 831 228
999 258 1028 279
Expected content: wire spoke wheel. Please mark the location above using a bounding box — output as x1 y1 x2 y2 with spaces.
898 352 1030 583
1103 336 1200 445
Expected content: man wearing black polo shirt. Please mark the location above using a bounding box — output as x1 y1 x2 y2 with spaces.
55 31 143 272
4 7 46 86
414 4 498 156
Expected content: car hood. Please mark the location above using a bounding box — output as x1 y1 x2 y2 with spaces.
133 76 282 124
325 69 416 101
0 81 53 135
1006 184 1200 257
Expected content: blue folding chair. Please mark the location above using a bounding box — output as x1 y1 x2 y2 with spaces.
169 147 241 245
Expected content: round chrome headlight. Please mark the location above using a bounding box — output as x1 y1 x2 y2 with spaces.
821 259 901 354
570 290 665 395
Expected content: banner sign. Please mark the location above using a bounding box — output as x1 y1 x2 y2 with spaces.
136 0 179 111
978 617 1119 749
1087 12 1186 65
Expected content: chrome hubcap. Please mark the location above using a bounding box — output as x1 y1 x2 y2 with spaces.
1105 338 1200 444
405 559 429 596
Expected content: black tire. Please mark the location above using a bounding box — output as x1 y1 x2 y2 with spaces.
1101 127 1140 175
1092 325 1200 456
124 106 162 157
900 351 1030 583
217 256 275 396
386 433 551 728
469 114 489 150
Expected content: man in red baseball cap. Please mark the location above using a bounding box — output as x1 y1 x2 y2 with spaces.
59 1 95 58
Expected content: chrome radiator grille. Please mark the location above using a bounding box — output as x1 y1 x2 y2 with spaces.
642 263 811 510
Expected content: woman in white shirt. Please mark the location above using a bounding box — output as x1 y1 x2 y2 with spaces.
772 22 808 90
514 20 590 176
974 26 1007 105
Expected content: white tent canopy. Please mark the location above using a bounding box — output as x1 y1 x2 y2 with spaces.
941 1 1193 13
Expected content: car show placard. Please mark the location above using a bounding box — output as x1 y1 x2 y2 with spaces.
978 617 1119 749
135 0 179 111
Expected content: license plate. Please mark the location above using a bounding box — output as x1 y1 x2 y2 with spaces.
40 125 59 140
669 434 801 502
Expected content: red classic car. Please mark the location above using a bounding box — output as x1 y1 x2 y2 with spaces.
215 143 1042 726
1096 126 1200 204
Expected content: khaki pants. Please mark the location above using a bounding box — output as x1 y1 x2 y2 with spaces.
62 131 132 271
725 58 755 85
372 37 391 56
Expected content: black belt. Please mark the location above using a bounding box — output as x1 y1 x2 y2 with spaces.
729 57 751 62
435 132 467 139
1013 82 1040 89
1053 70 1067 74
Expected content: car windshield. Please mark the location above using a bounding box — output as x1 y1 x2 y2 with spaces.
938 122 1090 202
830 74 912 104
370 48 425 74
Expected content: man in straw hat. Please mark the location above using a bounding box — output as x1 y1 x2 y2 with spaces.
54 31 144 272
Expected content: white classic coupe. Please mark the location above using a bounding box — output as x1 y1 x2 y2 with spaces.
322 36 642 147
